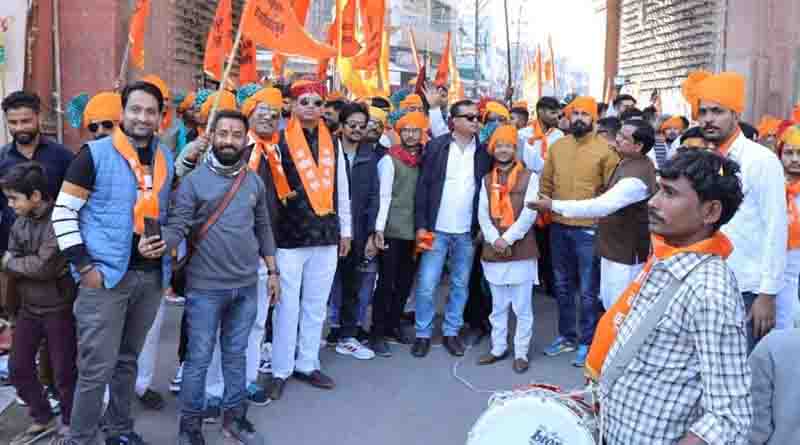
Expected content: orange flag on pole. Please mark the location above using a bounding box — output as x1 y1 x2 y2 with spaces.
535 44 543 98
239 36 258 84
271 0 312 80
204 0 233 80
434 31 451 86
546 34 557 89
352 0 386 71
241 0 337 60
128 0 151 70
336 0 361 58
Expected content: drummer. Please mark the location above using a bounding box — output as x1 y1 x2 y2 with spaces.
587 150 752 444
475 125 539 374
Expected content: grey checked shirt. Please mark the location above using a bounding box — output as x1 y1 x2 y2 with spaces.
600 251 752 445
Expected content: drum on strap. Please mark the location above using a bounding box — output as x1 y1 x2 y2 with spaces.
466 384 598 445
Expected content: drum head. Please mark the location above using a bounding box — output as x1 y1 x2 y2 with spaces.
467 393 596 445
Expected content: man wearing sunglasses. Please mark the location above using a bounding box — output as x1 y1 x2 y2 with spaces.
411 99 492 358
268 80 352 399
78 91 123 140
326 102 379 361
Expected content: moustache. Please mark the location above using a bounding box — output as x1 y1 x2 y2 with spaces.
648 209 664 223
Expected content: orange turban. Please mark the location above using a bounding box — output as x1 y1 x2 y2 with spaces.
177 92 196 113
369 106 388 126
395 111 429 132
757 115 782 138
290 80 326 98
483 101 510 121
141 74 170 103
563 96 598 122
660 116 687 132
683 71 745 116
326 91 346 102
400 94 423 110
782 125 800 147
512 101 529 111
200 90 237 123
241 88 283 117
83 92 122 127
488 125 518 154
793 103 800 124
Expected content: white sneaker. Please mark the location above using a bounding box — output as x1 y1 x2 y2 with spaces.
258 342 272 374
170 362 183 393
335 338 375 360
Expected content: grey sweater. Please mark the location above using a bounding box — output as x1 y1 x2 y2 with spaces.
748 328 800 445
164 162 276 291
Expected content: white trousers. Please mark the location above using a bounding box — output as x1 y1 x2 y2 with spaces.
776 252 800 329
272 246 338 379
246 261 269 384
488 281 534 359
135 299 165 396
600 257 644 310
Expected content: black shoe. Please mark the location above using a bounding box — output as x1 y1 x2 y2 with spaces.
202 400 221 424
369 337 392 357
386 327 412 345
411 338 431 358
443 336 465 357
178 416 205 445
326 328 340 347
106 432 148 445
137 389 165 410
356 327 370 345
463 327 489 347
222 404 263 445
267 377 286 401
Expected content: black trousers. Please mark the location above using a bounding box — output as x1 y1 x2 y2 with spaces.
372 238 416 338
464 253 492 332
336 244 365 339
535 225 554 293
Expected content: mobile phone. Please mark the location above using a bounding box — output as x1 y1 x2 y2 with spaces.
144 217 161 239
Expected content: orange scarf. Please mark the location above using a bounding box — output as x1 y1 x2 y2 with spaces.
111 127 168 235
713 126 741 157
528 120 551 160
786 180 800 249
490 162 523 228
248 131 294 202
585 231 734 380
285 117 335 216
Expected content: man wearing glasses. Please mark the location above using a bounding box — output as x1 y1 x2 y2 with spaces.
80 92 122 140
411 99 492 358
268 80 352 400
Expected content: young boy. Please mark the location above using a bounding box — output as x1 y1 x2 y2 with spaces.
476 125 539 374
3 162 76 445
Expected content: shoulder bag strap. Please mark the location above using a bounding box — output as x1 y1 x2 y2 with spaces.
192 169 248 247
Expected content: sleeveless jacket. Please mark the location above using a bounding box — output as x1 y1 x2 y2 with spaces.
481 167 539 262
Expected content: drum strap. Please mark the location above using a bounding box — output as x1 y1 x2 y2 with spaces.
600 256 713 389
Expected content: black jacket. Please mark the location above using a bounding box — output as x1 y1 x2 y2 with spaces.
414 133 492 236
342 141 380 251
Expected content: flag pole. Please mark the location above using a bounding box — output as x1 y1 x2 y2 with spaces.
205 21 244 134
503 0 512 100
118 39 131 87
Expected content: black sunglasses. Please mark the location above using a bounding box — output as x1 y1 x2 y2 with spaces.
455 114 479 122
88 120 115 132
299 98 324 107
345 121 368 130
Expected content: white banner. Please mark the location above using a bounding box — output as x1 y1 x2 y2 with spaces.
0 1 28 146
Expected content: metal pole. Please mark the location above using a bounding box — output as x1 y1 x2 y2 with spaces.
503 0 512 96
474 0 479 97
53 0 64 143
205 23 244 134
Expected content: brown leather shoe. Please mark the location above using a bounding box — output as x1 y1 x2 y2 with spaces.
267 377 286 400
411 338 431 358
293 370 335 389
512 358 529 374
443 336 465 357
477 351 509 365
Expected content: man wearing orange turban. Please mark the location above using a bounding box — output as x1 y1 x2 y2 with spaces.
475 124 539 374
689 70 788 347
399 94 424 113
84 92 123 140
757 115 782 153
539 94 618 366
482 101 510 124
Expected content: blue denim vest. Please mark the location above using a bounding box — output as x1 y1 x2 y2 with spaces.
77 135 174 289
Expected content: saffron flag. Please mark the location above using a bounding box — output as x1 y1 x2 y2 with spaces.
434 31 451 86
336 0 361 57
239 35 258 84
317 22 336 81
352 0 385 71
128 0 150 70
271 0 312 80
203 0 233 80
241 0 336 60
535 44 543 98
546 34 557 89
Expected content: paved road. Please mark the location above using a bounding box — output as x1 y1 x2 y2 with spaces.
1 291 586 445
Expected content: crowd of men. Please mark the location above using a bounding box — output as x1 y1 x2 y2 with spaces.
0 67 799 445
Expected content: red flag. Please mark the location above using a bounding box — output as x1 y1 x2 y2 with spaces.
414 63 427 97
434 32 451 86
128 0 151 70
241 0 336 60
239 36 258 84
203 0 233 80
352 0 385 71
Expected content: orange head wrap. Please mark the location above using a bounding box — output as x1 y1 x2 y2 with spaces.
177 92 196 113
511 101 529 112
242 88 283 117
369 106 388 126
563 96 598 122
793 103 800 124
757 115 782 138
660 115 687 132
290 80 327 99
395 111 430 132
83 92 122 127
482 101 510 122
782 125 800 147
200 90 237 123
683 71 745 116
141 74 170 103
400 94 423 110
487 125 518 155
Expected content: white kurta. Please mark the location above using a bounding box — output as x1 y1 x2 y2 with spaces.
518 127 564 174
777 192 800 328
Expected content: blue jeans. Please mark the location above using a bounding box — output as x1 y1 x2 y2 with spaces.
328 257 377 330
181 284 258 418
550 224 601 346
415 231 476 338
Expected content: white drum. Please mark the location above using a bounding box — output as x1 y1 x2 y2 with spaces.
466 384 597 445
